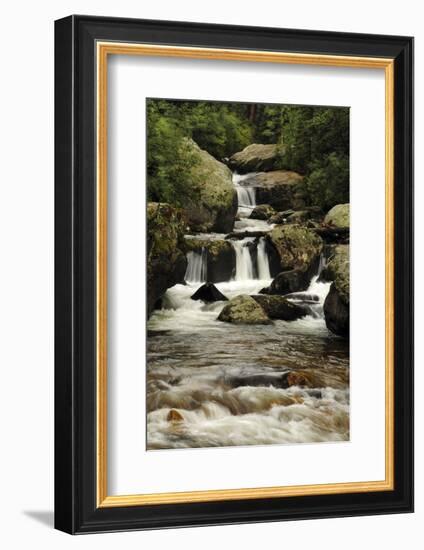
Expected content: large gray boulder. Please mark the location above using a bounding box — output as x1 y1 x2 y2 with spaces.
228 143 278 173
147 203 187 317
217 295 272 325
184 139 238 233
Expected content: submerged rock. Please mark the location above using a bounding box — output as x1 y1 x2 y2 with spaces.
184 139 238 233
191 283 228 303
167 409 184 422
283 371 313 388
228 143 278 173
324 203 350 228
249 204 276 221
242 170 305 210
217 295 272 325
147 202 187 317
251 294 307 321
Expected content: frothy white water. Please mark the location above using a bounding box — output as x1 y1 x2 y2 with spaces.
147 383 349 449
257 237 271 279
185 248 207 283
236 186 256 209
285 254 331 318
232 238 255 281
233 172 256 219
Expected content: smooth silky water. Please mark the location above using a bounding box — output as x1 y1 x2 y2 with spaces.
147 173 349 450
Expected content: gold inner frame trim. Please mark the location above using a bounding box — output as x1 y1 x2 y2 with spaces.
96 42 395 508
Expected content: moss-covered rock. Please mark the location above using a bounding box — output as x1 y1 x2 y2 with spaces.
147 202 187 316
324 203 350 228
321 245 349 303
322 245 349 337
185 237 235 282
184 139 237 233
249 204 276 221
217 295 272 325
228 143 278 173
267 224 323 273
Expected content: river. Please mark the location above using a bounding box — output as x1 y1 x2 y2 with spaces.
146 173 349 450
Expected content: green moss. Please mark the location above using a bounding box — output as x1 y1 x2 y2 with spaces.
218 295 272 325
185 238 232 258
268 224 323 271
324 204 350 228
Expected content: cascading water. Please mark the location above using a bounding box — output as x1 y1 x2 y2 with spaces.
147 170 348 451
232 238 255 281
233 172 256 219
236 186 256 211
184 248 207 283
257 237 271 280
285 253 331 319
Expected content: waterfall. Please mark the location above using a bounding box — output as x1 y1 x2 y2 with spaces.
232 238 255 281
257 237 271 280
185 248 207 283
236 186 256 209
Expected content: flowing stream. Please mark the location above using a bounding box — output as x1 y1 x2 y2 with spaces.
147 173 349 450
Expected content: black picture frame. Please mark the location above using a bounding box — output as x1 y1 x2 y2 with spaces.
55 15 414 534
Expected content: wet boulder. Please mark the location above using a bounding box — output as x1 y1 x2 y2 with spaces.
147 202 188 317
217 295 272 325
249 204 276 221
228 143 278 173
183 139 238 233
251 294 307 321
260 269 311 295
191 283 228 303
324 203 350 228
324 283 349 337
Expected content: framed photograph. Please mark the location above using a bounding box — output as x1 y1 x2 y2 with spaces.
54 15 414 534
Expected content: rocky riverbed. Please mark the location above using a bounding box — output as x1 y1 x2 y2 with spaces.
147 141 350 450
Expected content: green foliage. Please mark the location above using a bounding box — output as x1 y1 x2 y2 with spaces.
146 100 199 206
303 153 349 210
146 98 350 211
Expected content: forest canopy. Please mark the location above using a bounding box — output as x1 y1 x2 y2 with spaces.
146 98 349 210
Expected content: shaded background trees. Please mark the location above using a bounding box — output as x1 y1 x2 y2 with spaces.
147 98 349 211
